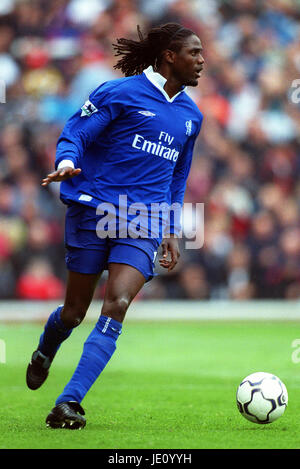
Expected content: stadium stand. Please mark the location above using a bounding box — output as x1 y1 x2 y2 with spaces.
0 0 300 300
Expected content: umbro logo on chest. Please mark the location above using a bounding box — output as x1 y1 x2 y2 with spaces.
138 110 156 117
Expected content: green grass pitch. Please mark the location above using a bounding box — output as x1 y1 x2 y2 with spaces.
0 319 300 449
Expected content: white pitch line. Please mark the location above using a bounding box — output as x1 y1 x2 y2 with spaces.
1 300 300 321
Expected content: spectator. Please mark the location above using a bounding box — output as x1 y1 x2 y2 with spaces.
16 257 64 300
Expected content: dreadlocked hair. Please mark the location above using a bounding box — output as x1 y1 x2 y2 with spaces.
112 23 196 77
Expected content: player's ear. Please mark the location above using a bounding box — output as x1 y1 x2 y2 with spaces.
163 49 176 65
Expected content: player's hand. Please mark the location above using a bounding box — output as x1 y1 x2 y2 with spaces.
159 235 180 272
41 167 82 186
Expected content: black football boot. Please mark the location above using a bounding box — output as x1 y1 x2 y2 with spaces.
26 350 52 390
46 401 86 430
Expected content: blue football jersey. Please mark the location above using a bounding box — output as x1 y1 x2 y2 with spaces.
55 67 203 237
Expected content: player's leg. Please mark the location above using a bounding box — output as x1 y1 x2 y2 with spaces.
47 240 156 429
53 263 145 407
26 270 101 390
62 270 103 327
38 270 102 356
27 202 107 390
101 262 146 321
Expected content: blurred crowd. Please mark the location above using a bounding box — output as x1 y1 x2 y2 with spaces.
0 0 300 301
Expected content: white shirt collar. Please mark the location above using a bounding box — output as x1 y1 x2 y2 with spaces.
143 65 186 103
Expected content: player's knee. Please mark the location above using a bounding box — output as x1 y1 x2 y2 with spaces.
102 296 130 323
60 304 87 329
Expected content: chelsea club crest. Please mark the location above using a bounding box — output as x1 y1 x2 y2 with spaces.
185 120 192 136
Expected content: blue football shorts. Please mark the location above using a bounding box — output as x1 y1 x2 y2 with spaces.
64 203 159 282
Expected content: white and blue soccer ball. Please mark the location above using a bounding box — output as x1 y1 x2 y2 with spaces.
236 372 288 424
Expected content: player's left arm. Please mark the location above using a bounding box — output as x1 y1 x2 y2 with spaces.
159 119 202 272
159 234 180 272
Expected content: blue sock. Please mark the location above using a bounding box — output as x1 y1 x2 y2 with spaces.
38 305 72 361
55 315 122 405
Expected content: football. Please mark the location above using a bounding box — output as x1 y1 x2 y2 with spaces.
236 372 288 424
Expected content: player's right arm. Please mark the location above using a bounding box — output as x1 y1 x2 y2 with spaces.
42 80 124 186
41 165 82 186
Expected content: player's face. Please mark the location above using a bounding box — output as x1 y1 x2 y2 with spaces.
172 35 204 87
